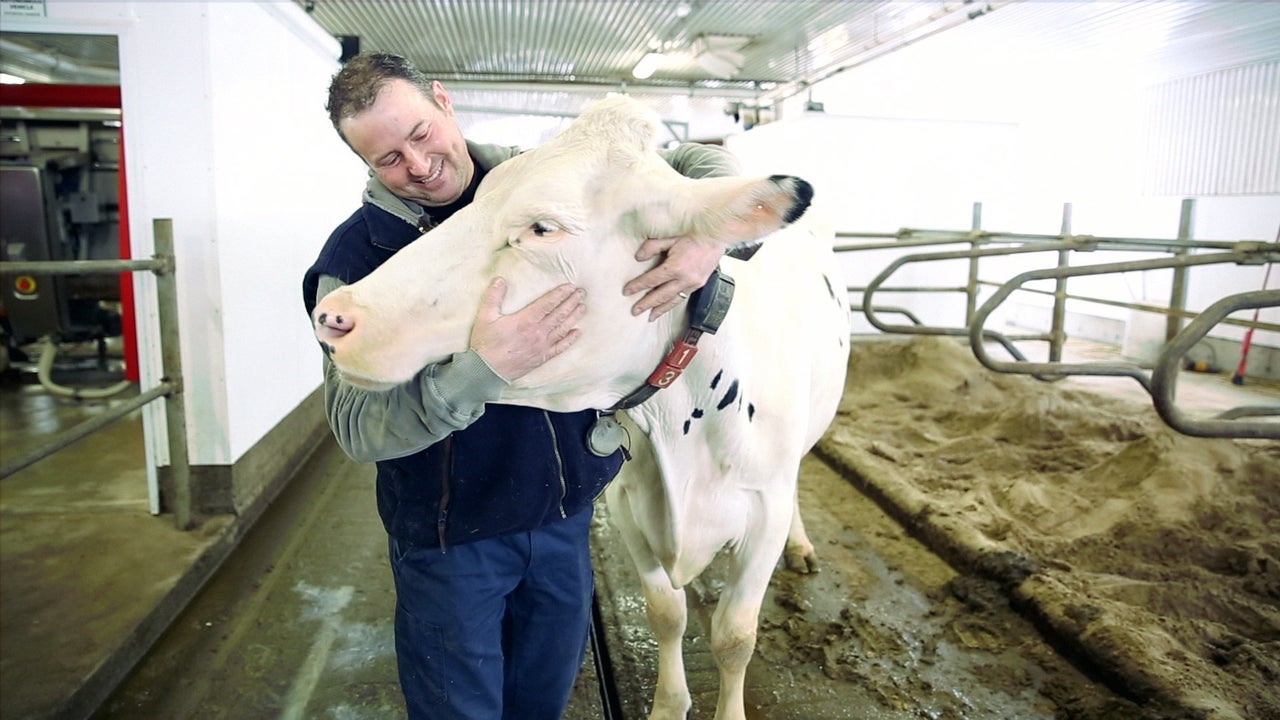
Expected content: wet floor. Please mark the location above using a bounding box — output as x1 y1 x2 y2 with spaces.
95 433 1148 719
593 454 1153 720
92 437 611 720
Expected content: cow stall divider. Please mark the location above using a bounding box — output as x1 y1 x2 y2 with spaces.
0 218 195 529
838 199 1280 439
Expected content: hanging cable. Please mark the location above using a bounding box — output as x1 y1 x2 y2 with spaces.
35 335 132 400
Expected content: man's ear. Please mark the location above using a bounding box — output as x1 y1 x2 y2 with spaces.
432 80 454 115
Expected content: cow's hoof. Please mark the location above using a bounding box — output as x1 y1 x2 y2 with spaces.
784 548 819 574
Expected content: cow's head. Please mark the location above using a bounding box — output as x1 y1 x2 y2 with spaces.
312 96 811 410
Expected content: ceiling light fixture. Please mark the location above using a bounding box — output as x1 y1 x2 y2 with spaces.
632 52 665 80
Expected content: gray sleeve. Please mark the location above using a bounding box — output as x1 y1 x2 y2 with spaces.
314 274 507 462
660 142 760 258
660 142 742 179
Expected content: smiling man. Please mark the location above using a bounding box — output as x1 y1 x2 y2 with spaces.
301 52 738 720
340 77 472 208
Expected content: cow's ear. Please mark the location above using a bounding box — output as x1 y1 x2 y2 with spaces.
680 175 814 247
746 175 813 226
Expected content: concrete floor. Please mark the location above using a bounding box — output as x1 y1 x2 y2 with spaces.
2 339 1276 720
0 369 611 720
88 435 614 720
0 376 240 720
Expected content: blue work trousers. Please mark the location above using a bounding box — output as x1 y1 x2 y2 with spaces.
388 507 594 720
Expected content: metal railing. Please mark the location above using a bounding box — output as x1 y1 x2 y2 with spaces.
0 219 194 529
838 200 1280 439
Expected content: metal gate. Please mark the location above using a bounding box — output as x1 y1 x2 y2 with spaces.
0 219 195 528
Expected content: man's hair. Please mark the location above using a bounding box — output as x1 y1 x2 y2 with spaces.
326 52 439 142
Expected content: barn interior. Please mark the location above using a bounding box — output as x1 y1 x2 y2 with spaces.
1 2 1278 719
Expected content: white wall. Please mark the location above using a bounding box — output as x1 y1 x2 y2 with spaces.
205 2 366 462
727 112 1019 332
728 2 1279 348
9 1 365 474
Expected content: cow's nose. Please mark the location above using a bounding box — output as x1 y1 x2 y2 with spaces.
314 310 354 343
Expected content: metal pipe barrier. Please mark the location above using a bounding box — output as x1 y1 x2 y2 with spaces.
967 250 1280 386
965 252 1279 439
838 200 1280 439
1150 290 1280 439
0 218 195 529
859 239 1093 378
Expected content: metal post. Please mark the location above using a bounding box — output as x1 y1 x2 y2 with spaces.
1167 199 1193 341
152 219 194 530
1049 204 1073 362
964 202 983 326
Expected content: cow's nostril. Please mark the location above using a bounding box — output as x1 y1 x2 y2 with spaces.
315 308 354 332
315 307 354 345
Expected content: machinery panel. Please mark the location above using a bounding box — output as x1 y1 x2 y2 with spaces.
1 165 68 341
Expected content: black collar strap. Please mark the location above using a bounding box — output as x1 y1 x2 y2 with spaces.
605 267 735 412
608 327 704 411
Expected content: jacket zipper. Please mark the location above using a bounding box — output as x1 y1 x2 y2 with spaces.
436 435 454 553
542 412 569 519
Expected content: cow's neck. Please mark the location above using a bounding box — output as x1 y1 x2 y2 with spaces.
602 266 734 412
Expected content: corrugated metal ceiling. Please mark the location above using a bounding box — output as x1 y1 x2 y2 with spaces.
1 1 1277 110
294 1 1280 96
296 0 969 92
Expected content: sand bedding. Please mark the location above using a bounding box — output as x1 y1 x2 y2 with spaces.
815 336 1280 720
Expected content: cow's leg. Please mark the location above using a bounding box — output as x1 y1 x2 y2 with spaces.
783 484 818 573
640 569 692 720
709 487 796 720
607 482 693 720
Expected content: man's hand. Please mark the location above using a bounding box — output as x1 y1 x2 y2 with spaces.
623 235 722 322
470 278 585 381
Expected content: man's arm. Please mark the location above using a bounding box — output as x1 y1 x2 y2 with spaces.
323 348 501 462
315 276 505 462
314 274 585 462
661 141 742 180
626 143 744 321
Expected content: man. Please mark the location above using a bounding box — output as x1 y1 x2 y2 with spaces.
303 52 738 719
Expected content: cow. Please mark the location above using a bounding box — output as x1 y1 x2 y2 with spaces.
311 96 850 720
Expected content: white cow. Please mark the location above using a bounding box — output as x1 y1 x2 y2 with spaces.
311 96 850 720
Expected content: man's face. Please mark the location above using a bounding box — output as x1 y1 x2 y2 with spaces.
340 79 473 207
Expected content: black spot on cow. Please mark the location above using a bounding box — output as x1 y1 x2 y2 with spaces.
748 403 755 421
710 370 723 390
717 379 739 411
822 274 836 301
684 408 705 434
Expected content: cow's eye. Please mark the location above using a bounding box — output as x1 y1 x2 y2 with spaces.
531 221 558 237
